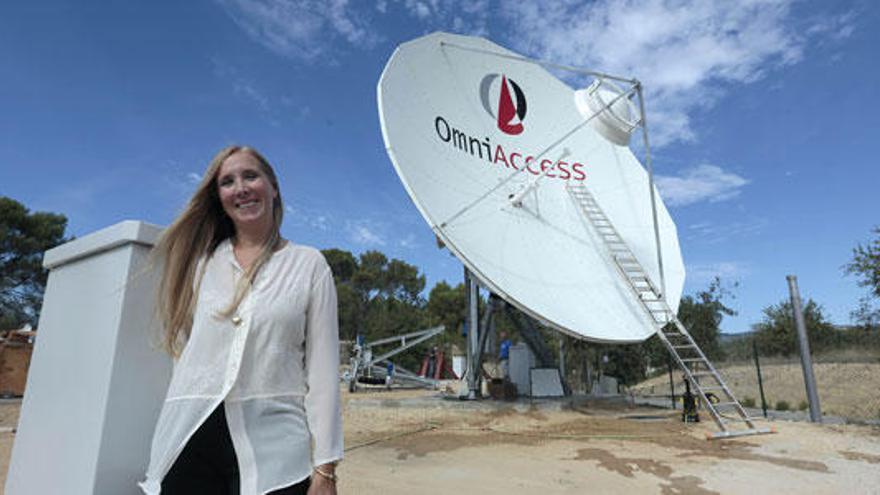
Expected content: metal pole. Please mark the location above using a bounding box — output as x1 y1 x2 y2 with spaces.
636 83 666 300
667 358 676 410
558 337 570 396
558 338 565 379
465 268 480 400
752 339 768 418
786 275 822 423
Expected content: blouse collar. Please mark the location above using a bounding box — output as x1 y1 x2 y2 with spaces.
216 237 293 272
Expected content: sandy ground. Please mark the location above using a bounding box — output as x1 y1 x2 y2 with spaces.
632 362 880 421
1 389 879 494
0 401 17 494
335 387 880 494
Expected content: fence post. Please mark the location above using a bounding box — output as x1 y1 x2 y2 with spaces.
787 275 822 423
464 268 480 400
752 339 768 418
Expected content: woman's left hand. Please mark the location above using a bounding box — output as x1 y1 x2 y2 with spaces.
307 468 337 495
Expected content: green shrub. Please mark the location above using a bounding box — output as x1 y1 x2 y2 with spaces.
741 397 756 408
776 400 790 411
798 400 809 411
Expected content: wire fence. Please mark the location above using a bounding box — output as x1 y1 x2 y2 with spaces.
629 338 880 425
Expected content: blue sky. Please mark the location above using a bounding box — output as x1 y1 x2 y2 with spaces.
1 0 877 334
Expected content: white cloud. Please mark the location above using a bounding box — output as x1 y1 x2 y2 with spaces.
217 1 491 62
406 0 431 19
285 204 331 231
806 10 856 41
186 172 202 184
234 83 270 112
499 0 815 146
217 0 379 62
211 57 273 112
399 233 417 249
349 223 386 246
686 218 768 244
687 261 749 282
311 215 330 231
392 0 490 35
656 164 748 206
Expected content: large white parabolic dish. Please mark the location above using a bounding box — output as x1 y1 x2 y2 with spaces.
378 32 685 343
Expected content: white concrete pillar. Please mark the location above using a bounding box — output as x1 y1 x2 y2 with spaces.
6 220 171 495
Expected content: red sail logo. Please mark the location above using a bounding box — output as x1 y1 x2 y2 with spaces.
480 74 527 135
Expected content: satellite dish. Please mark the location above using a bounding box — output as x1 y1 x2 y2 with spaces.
378 32 685 343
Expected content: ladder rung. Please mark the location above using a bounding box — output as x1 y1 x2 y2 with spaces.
710 402 740 408
680 358 705 363
708 427 774 439
719 417 760 423
672 345 695 349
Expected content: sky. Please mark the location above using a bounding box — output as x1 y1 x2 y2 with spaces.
1 0 878 334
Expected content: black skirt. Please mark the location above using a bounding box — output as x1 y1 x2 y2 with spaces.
161 403 310 495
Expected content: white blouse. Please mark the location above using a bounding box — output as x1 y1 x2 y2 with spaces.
139 239 343 494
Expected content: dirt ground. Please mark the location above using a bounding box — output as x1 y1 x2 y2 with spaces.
1 388 879 494
335 386 880 494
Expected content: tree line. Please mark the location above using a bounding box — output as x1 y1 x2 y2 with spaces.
2 195 879 384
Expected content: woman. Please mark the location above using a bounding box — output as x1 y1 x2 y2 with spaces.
139 146 342 495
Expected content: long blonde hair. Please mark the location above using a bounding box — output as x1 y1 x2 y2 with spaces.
153 145 284 357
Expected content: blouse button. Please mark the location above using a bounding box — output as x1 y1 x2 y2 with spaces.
232 315 242 326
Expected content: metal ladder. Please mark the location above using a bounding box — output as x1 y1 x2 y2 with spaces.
566 182 772 439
